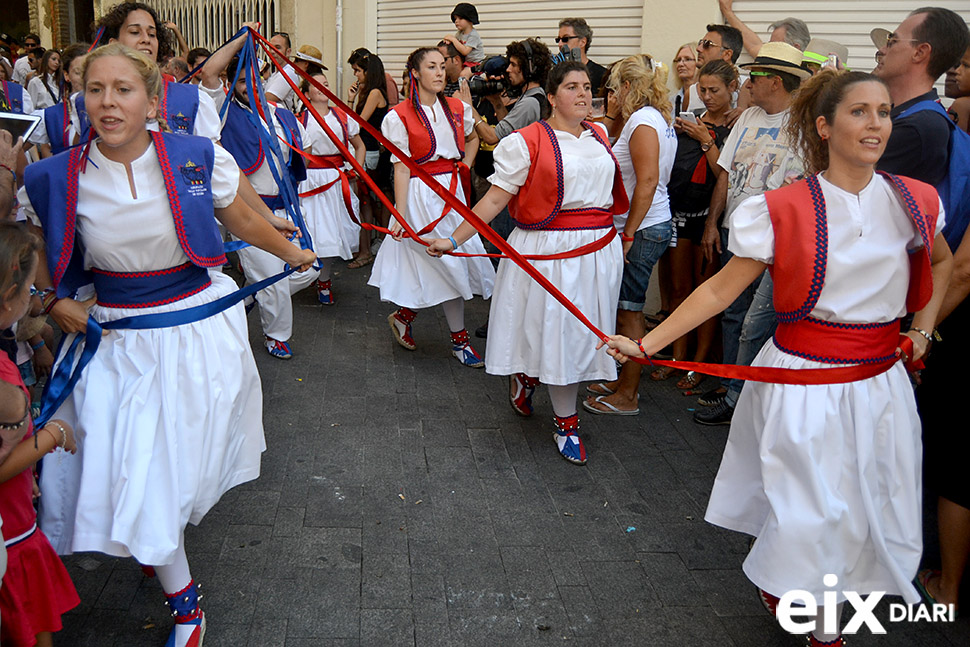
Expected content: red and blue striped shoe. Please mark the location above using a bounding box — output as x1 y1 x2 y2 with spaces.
553 414 587 465
509 373 539 416
316 279 334 305
265 337 292 359
807 635 844 647
164 580 206 647
450 329 484 368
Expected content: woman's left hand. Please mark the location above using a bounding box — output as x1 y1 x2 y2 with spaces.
425 238 455 257
596 334 643 363
389 219 406 241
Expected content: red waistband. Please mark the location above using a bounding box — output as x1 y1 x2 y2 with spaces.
540 208 613 231
773 317 901 365
412 158 459 176
306 154 346 169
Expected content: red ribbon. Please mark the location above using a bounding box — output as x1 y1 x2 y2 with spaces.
248 29 919 384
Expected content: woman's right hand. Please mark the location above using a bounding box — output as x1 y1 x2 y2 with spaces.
675 117 711 144
49 297 95 334
596 335 644 363
348 81 359 101
288 248 318 272
425 238 456 258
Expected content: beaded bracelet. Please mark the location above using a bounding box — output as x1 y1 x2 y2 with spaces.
636 337 647 358
45 421 68 449
910 327 933 344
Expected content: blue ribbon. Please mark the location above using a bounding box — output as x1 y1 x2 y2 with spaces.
35 265 298 428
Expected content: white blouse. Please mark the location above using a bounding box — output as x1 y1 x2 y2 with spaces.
304 109 360 156
489 123 615 211
381 100 473 163
728 173 946 323
20 140 240 273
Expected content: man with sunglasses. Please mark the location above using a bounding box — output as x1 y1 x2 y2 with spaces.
873 7 970 185
557 18 606 96
10 34 40 86
685 24 742 113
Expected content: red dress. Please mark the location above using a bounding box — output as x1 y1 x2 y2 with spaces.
0 354 79 646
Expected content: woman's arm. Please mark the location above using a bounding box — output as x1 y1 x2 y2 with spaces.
426 184 514 255
358 88 385 122
463 127 479 170
936 231 970 326
215 194 316 270
349 133 367 168
602 255 767 359
622 125 660 257
0 419 76 485
389 161 411 238
905 231 953 360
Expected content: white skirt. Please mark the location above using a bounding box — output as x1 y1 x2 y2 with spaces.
38 271 266 565
704 340 922 604
485 228 622 385
299 167 360 260
368 175 494 308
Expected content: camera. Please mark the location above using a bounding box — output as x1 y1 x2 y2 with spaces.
468 55 509 97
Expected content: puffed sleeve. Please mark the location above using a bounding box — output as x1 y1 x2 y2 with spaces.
727 193 774 263
488 133 531 195
17 185 40 227
199 81 227 116
193 88 222 141
462 101 474 137
910 196 947 250
346 113 360 139
29 107 50 146
382 110 409 162
211 145 242 209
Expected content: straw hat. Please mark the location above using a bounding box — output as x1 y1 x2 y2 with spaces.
739 42 812 79
295 44 327 69
803 38 849 67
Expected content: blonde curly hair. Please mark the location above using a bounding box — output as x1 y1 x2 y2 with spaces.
606 54 672 123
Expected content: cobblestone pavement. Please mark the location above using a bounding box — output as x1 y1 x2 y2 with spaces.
55 262 970 646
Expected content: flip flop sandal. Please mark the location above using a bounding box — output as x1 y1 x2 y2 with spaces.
914 569 957 616
581 395 639 416
585 382 616 396
677 371 705 390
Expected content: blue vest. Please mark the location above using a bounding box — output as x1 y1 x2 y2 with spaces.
44 101 76 155
24 131 227 298
220 100 306 185
1 80 25 114
160 81 200 135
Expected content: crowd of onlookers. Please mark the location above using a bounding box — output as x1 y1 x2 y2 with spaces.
1 1 970 644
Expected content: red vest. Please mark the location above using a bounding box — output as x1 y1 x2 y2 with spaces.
764 172 937 364
392 96 465 163
509 120 629 230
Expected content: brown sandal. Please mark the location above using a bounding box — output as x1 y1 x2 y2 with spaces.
347 254 375 269
650 366 679 381
676 371 705 390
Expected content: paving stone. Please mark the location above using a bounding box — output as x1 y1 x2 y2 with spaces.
55 263 970 646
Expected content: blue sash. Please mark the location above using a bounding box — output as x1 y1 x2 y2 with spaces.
1 80 25 114
160 81 200 135
92 262 211 308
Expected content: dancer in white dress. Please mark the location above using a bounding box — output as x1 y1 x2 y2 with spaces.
298 72 366 305
428 62 627 465
370 47 493 367
21 44 315 647
603 71 953 646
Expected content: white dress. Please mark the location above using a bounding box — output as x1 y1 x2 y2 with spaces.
22 140 266 566
368 100 495 308
484 125 623 385
298 110 361 260
704 173 946 604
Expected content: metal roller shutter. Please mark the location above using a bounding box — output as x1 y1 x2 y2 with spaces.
377 0 644 82
730 1 970 83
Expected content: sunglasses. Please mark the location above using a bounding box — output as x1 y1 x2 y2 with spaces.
673 57 695 64
272 32 289 38
697 39 723 50
749 70 776 77
555 35 579 44
885 33 919 48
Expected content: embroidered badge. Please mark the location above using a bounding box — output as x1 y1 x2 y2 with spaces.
179 160 209 197
171 111 191 133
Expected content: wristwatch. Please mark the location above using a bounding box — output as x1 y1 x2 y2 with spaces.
700 140 714 152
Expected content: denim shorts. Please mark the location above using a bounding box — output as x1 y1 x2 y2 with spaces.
618 220 673 311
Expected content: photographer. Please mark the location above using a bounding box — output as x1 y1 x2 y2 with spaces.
467 38 552 146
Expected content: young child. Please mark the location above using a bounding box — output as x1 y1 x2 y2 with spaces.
0 222 80 647
443 3 484 80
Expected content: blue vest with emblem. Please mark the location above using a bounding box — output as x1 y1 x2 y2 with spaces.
23 131 227 298
160 81 200 135
1 80 25 114
220 100 306 187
